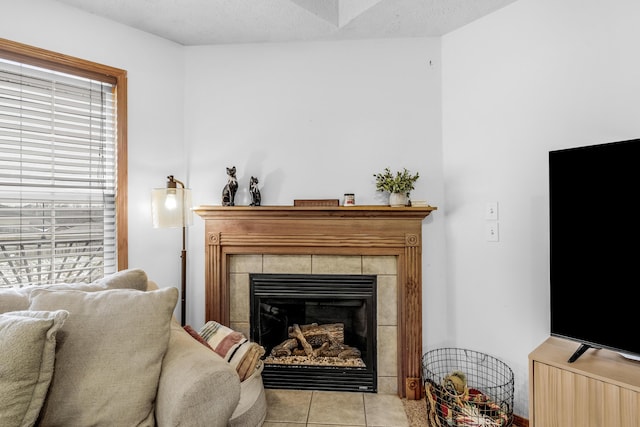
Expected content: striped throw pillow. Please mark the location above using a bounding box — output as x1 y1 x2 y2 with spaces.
199 321 265 381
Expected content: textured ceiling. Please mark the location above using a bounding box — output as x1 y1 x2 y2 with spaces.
52 0 520 46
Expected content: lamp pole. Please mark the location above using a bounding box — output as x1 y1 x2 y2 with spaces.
180 219 187 326
167 175 188 326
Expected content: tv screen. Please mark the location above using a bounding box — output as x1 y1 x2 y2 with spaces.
549 138 640 362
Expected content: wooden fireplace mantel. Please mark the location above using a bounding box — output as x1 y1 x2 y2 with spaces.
193 204 436 399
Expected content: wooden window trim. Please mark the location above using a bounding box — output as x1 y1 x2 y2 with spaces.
0 37 128 270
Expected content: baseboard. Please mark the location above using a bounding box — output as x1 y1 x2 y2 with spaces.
513 414 529 427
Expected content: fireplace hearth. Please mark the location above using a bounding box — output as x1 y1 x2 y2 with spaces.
250 273 377 392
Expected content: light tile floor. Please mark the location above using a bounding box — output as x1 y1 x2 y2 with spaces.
263 389 410 427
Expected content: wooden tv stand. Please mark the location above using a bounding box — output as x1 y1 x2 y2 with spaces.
529 336 640 426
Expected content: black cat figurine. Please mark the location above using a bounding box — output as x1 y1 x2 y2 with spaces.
221 166 238 206
249 176 261 206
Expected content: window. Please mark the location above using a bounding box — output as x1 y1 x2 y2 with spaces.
0 39 127 286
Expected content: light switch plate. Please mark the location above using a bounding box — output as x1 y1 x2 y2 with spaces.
486 222 499 242
485 202 498 220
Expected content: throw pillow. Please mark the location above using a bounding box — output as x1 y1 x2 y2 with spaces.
28 287 178 426
183 324 214 351
91 267 149 291
199 321 265 381
0 310 69 427
0 288 29 314
0 268 149 314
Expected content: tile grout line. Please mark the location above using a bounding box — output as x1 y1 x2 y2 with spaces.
361 392 368 427
306 391 314 426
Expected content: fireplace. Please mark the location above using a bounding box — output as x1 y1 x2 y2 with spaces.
194 205 436 399
250 273 377 392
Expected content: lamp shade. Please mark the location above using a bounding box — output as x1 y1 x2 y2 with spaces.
151 187 193 228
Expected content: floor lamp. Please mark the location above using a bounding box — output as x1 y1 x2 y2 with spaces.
151 175 193 326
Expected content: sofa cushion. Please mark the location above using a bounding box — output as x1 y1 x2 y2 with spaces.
0 268 149 314
0 310 68 427
28 287 178 426
155 320 241 427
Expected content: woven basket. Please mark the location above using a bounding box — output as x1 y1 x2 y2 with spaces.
422 348 514 427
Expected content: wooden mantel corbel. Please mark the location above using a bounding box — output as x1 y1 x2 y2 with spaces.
193 204 436 399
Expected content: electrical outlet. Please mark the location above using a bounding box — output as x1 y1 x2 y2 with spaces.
485 202 498 220
486 222 499 242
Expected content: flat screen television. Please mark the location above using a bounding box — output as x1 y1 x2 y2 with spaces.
549 138 640 363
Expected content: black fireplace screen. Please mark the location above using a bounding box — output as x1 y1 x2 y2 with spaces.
250 273 377 392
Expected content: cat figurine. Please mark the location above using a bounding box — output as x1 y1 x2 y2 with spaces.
249 176 261 206
221 166 238 206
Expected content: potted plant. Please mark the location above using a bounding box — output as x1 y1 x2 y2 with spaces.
373 167 420 207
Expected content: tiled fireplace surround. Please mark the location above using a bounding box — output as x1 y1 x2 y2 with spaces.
229 253 398 393
194 205 435 399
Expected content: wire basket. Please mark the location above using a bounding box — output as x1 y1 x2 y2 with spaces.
422 348 514 427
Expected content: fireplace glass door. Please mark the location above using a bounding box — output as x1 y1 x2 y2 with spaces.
250 273 377 392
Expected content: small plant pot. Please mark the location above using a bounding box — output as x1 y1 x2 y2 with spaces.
389 193 408 207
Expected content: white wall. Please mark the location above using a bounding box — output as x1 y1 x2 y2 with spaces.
442 0 640 417
183 38 447 341
1 0 188 304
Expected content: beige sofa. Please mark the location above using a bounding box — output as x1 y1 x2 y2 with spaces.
0 269 266 427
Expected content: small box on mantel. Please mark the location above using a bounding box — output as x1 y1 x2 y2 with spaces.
293 199 340 207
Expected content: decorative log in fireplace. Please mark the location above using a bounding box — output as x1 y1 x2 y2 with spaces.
273 322 360 359
193 205 436 399
269 323 364 362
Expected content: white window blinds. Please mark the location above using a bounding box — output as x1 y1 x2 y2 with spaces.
0 58 117 286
